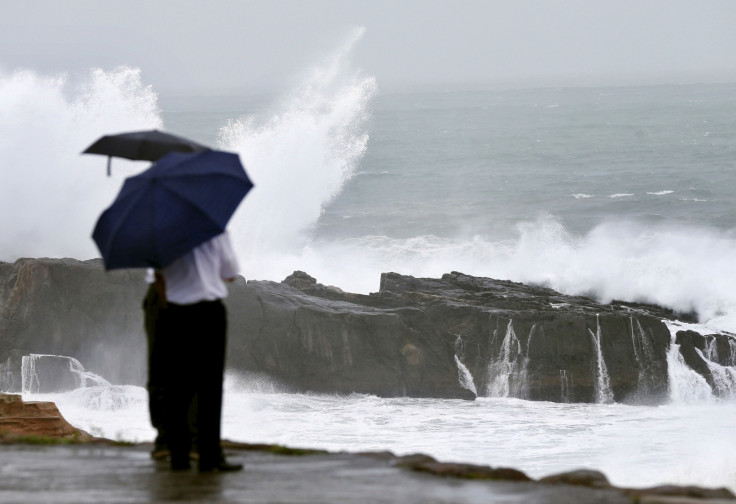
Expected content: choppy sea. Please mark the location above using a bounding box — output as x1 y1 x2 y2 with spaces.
2 31 736 491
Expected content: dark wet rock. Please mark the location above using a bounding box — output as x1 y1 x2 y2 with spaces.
394 453 533 481
227 273 475 399
711 333 736 367
540 469 611 488
394 453 440 467
410 461 531 481
0 258 147 386
627 484 736 501
230 270 676 402
1 259 733 402
677 330 736 367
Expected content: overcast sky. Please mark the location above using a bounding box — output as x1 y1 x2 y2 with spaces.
1 0 735 93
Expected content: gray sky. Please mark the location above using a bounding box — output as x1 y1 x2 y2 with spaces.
1 0 735 93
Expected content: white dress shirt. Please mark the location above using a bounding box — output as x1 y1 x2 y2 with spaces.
161 231 239 305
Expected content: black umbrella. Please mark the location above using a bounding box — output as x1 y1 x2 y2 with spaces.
82 129 210 176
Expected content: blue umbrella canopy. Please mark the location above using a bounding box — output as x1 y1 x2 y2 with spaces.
93 150 253 270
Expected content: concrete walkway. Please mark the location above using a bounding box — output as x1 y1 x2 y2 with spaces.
0 444 734 504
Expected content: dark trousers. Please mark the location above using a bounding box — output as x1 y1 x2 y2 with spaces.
143 284 168 449
155 299 227 469
145 285 199 452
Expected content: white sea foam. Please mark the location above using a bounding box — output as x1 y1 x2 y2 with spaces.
265 217 736 333
23 386 152 442
647 190 674 195
25 386 736 492
502 218 736 331
609 193 634 198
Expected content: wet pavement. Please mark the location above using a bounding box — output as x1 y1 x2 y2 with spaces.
0 444 632 504
0 444 733 504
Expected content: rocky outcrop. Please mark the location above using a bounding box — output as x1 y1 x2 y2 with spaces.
0 393 92 440
0 258 146 387
225 272 475 399
227 271 685 403
1 258 734 403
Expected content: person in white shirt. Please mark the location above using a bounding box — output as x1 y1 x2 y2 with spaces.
152 231 242 472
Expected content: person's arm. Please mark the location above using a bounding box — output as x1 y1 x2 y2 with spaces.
217 231 240 282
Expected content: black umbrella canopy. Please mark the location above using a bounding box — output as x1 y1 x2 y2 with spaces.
82 129 210 175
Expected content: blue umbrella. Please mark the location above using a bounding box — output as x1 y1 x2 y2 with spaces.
92 150 253 270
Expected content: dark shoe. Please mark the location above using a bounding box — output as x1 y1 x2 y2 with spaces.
151 447 170 460
198 460 243 473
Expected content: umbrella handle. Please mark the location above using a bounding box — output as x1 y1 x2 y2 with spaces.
107 156 112 177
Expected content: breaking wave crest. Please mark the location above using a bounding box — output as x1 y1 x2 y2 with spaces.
0 66 161 260
284 216 736 332
218 27 377 265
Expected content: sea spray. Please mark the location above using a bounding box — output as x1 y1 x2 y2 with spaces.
506 218 736 332
453 335 477 394
20 355 39 395
0 66 161 261
246 213 736 338
664 323 715 403
66 384 146 411
484 320 529 398
588 315 614 404
21 354 109 394
629 317 658 398
666 345 714 403
454 356 477 395
704 335 719 362
559 370 572 403
695 348 736 399
218 27 377 281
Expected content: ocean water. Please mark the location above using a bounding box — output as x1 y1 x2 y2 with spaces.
3 30 736 491
164 70 736 333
